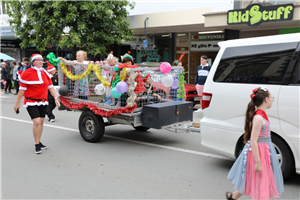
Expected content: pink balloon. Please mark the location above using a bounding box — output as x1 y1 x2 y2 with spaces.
160 62 171 74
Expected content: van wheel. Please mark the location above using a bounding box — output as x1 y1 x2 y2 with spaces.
133 126 150 132
78 110 105 143
272 135 294 179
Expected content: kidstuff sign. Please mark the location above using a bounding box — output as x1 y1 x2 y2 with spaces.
227 4 294 27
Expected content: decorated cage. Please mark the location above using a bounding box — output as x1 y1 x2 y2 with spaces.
58 61 187 115
56 61 194 142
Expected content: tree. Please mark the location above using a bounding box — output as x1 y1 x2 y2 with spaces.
5 0 135 58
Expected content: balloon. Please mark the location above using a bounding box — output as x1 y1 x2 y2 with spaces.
58 85 69 96
171 78 179 89
116 81 128 93
160 62 171 74
162 74 174 87
111 87 122 98
94 84 106 95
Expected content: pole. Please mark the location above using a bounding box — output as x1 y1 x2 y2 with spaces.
144 17 149 41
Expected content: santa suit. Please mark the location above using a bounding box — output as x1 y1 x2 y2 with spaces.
19 66 53 108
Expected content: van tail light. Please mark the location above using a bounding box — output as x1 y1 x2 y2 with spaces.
202 93 212 109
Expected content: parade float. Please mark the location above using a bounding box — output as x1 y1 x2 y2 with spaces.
47 53 195 142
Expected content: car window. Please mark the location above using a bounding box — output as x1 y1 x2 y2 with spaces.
213 42 298 84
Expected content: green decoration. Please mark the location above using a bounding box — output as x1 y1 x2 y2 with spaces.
177 72 185 100
111 71 120 88
46 52 60 67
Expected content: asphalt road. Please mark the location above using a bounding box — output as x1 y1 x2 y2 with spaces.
1 93 299 199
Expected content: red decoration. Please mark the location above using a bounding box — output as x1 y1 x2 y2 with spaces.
59 96 137 117
252 88 258 93
178 52 185 61
250 94 255 99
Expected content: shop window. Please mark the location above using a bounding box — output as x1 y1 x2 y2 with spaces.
213 42 298 84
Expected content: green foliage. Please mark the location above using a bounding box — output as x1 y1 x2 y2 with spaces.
4 0 135 56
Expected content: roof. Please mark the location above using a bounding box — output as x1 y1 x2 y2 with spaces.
218 33 300 48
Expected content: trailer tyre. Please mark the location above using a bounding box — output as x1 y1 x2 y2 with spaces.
133 126 150 132
79 110 105 143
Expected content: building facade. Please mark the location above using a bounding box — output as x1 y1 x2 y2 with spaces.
126 0 300 83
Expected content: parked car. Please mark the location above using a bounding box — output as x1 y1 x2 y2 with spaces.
200 33 300 179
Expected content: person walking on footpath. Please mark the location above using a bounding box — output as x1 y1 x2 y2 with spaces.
12 61 20 95
1 62 9 93
194 55 211 112
226 87 284 200
4 59 12 94
45 63 58 122
14 54 61 154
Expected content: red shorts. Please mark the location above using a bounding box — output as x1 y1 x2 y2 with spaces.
196 84 204 96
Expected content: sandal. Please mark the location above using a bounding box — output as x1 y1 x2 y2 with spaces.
226 192 236 200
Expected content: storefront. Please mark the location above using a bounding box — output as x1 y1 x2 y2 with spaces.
128 1 300 83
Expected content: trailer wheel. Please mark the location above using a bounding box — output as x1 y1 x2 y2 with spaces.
133 126 150 132
78 110 105 142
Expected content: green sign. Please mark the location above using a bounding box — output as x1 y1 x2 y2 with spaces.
227 4 294 27
136 49 160 63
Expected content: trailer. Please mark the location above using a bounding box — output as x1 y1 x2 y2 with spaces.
57 61 195 142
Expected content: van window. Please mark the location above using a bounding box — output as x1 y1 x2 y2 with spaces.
290 58 300 85
213 42 298 84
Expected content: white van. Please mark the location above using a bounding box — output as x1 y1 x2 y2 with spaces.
200 33 300 179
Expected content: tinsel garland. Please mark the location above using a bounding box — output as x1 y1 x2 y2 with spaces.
120 68 127 81
177 72 185 100
59 96 137 117
59 62 93 80
126 68 138 107
60 62 110 87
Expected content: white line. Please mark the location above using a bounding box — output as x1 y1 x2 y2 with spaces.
1 116 233 161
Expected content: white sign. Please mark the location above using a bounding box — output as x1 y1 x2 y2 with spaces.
190 41 220 51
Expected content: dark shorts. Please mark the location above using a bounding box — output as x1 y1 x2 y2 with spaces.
26 105 47 120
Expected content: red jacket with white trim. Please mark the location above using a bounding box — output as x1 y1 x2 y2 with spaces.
19 66 53 107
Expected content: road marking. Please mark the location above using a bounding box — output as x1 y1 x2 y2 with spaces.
1 116 233 161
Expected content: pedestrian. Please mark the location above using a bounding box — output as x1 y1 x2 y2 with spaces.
226 87 284 200
12 61 20 95
21 57 31 71
0 61 3 91
14 54 61 154
3 59 12 94
45 63 58 122
194 55 211 112
1 62 12 94
58 50 89 100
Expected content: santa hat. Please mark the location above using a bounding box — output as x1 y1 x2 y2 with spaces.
143 74 151 82
46 61 56 72
30 54 43 62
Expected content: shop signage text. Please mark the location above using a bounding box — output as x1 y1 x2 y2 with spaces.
190 41 220 52
227 4 294 27
192 34 224 41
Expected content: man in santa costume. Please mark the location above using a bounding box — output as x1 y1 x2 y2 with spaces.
14 54 60 154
